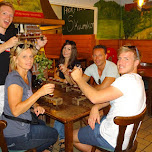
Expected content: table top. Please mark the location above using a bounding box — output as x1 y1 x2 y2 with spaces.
37 84 93 123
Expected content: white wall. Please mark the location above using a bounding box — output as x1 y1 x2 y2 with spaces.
49 0 99 7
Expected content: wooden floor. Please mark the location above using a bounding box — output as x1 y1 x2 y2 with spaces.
51 112 152 152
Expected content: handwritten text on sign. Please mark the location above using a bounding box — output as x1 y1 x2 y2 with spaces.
62 6 94 35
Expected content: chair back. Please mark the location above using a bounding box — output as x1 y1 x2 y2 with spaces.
0 120 8 152
91 107 147 152
114 107 147 152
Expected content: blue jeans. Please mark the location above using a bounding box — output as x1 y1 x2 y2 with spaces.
78 116 115 151
5 120 58 152
54 120 65 141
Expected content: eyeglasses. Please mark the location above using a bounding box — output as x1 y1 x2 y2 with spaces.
98 79 101 84
14 43 34 53
16 43 34 49
124 45 140 60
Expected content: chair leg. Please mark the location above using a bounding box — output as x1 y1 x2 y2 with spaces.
91 146 96 152
80 120 83 127
25 148 37 152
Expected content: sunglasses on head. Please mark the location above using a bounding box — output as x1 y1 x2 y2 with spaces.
17 43 34 49
98 79 101 84
14 43 34 53
124 45 140 60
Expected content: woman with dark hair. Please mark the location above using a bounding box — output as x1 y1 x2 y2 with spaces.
54 40 81 152
54 40 80 85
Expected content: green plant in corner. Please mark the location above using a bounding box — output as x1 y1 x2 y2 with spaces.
34 51 53 81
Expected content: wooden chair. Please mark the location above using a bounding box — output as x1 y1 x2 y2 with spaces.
91 107 147 152
0 120 36 152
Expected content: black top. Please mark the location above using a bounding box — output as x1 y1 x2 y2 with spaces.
57 60 81 79
0 23 17 85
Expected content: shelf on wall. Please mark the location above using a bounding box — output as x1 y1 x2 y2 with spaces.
13 16 65 26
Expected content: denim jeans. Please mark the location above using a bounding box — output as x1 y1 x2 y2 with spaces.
78 116 115 151
5 120 58 152
54 120 65 141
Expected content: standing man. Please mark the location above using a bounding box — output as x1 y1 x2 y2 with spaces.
83 45 119 90
0 1 18 115
71 45 146 152
0 1 47 115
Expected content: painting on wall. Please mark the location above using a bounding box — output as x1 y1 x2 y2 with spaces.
5 0 44 18
95 0 152 40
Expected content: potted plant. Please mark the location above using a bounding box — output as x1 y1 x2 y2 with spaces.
34 51 53 81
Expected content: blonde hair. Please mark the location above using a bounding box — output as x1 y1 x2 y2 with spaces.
118 45 141 61
0 1 15 12
10 41 37 70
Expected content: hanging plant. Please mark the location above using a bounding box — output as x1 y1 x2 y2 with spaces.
34 52 53 81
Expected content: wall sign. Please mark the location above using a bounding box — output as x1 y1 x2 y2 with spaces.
62 6 94 35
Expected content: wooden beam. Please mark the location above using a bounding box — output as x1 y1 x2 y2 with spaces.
40 0 58 19
13 16 65 25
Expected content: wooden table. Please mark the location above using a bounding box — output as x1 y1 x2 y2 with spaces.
138 67 152 116
37 84 93 152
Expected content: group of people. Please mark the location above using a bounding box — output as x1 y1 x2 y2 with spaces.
0 1 146 152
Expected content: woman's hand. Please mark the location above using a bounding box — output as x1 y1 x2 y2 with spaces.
88 105 100 130
37 83 55 97
59 64 68 74
36 36 47 50
6 36 18 48
34 105 45 116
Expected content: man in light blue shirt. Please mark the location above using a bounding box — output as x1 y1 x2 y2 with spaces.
83 45 119 90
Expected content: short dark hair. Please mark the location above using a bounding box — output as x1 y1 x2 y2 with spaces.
93 45 107 54
0 1 15 12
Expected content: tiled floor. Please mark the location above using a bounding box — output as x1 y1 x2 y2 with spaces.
136 113 152 152
51 113 152 152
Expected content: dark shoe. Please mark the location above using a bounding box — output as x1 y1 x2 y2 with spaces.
59 141 65 152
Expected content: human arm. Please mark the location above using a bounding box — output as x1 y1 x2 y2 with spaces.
95 77 116 90
82 74 91 82
0 36 18 54
8 83 55 117
54 67 67 83
35 36 47 50
33 103 45 116
58 64 76 85
88 102 110 130
71 67 123 104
